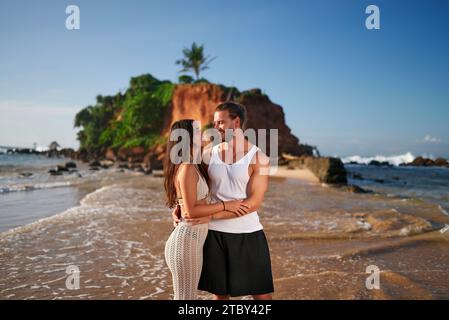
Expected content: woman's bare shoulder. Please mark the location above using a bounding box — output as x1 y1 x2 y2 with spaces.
177 163 199 179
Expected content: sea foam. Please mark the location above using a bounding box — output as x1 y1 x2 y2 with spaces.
341 152 416 166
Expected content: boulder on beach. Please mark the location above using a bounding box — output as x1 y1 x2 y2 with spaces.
285 155 348 184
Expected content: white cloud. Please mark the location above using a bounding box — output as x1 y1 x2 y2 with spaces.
417 135 442 144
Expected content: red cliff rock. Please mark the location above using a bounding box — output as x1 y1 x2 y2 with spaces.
163 84 304 156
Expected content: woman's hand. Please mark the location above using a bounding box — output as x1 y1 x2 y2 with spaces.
225 200 250 216
184 216 211 225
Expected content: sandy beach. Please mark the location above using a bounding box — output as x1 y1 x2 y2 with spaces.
1 167 448 300
271 166 319 183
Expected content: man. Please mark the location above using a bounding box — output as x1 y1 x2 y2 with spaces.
197 101 274 300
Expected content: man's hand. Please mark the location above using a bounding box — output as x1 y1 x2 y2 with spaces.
225 200 250 216
171 205 181 227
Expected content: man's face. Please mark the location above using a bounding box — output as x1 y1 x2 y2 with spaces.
213 110 239 140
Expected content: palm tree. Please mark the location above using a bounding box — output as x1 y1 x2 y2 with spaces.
176 42 216 80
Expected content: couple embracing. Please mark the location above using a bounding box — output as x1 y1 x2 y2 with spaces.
163 101 274 300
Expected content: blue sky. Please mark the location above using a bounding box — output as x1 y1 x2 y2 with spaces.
0 0 448 157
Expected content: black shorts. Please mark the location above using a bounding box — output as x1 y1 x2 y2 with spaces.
198 229 274 297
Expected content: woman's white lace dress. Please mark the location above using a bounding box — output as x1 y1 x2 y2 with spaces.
164 167 209 300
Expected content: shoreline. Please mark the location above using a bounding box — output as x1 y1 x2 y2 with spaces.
1 167 449 299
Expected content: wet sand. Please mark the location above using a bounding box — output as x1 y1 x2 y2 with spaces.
1 171 448 299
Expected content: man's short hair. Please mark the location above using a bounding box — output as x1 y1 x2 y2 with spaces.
215 101 247 129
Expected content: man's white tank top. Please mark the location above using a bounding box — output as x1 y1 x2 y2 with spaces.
207 143 264 233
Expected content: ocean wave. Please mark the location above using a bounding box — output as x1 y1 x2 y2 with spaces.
0 179 172 300
342 152 415 166
0 182 167 238
0 181 76 194
438 205 449 217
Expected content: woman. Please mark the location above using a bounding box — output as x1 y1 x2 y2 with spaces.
163 119 249 300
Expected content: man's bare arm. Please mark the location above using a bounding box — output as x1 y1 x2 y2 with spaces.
241 150 269 212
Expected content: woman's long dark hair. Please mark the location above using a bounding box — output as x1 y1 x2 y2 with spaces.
163 119 209 208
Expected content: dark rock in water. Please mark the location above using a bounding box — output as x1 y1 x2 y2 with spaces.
368 160 392 167
409 156 433 167
48 165 68 174
48 169 63 176
333 184 372 194
374 179 385 184
348 161 360 165
19 172 33 177
406 156 449 167
392 176 401 180
89 167 100 171
65 161 77 169
56 165 69 172
435 158 449 167
368 160 381 166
